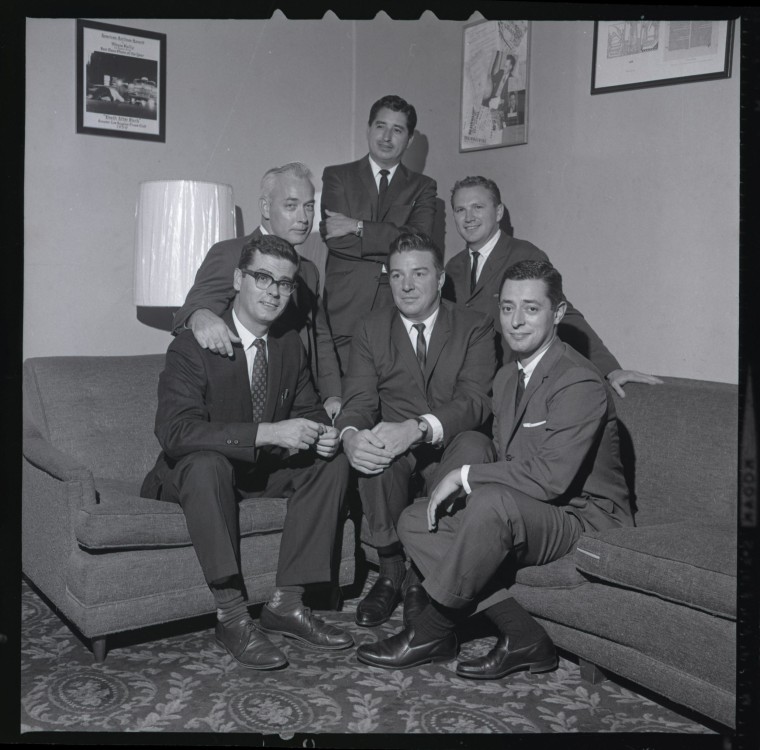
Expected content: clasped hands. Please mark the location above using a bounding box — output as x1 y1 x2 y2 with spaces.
258 419 340 458
342 420 421 475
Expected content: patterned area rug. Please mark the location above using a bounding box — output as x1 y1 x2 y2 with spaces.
20 575 714 736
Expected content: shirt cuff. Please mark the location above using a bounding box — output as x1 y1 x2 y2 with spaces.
461 465 472 494
421 413 443 446
339 426 358 441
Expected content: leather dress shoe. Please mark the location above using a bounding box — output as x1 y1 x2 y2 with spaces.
356 625 458 669
215 616 288 670
402 584 430 629
259 605 354 650
355 576 401 627
456 634 558 680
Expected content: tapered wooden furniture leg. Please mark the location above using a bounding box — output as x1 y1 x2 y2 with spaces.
92 636 107 663
579 657 606 684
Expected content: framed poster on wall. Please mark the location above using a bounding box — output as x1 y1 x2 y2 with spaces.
460 20 530 152
591 20 734 94
76 19 166 142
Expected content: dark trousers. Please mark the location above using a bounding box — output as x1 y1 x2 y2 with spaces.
159 450 349 587
358 430 497 550
398 432 583 611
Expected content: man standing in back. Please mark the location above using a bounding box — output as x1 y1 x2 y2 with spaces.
320 95 437 371
443 175 662 396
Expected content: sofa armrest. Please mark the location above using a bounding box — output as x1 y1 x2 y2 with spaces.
23 435 93 483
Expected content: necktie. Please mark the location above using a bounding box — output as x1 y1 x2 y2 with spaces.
377 169 390 216
515 368 526 410
413 323 427 370
250 339 268 423
469 250 480 293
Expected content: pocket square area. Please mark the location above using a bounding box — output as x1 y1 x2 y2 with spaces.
522 420 547 428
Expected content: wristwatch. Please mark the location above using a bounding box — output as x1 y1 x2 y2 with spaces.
416 418 429 440
355 220 364 237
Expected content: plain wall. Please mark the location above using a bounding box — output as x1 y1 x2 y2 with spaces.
24 16 740 382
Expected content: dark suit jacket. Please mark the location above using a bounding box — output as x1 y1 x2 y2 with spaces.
141 311 329 499
172 228 341 399
442 231 621 375
467 338 632 533
335 300 495 447
320 155 437 338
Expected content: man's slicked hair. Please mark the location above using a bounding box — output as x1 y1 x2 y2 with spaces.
450 176 501 208
238 234 300 270
368 95 417 135
501 260 564 310
259 162 314 201
389 232 444 273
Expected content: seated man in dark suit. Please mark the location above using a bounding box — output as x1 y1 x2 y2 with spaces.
320 95 438 372
357 260 632 675
141 234 353 671
335 232 496 629
173 162 342 420
443 175 662 396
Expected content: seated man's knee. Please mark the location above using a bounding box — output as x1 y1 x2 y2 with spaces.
175 450 233 483
397 499 428 546
446 430 496 464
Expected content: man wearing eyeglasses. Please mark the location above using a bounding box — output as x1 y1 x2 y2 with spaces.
173 162 343 421
142 234 353 671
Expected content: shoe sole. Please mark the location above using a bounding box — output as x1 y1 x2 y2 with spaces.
258 626 354 651
356 649 458 670
355 612 394 628
455 655 558 680
215 637 288 670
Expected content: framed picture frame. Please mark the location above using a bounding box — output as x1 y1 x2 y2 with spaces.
76 19 166 142
460 20 530 152
591 20 734 95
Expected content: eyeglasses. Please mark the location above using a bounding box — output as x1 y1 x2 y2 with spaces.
241 269 297 296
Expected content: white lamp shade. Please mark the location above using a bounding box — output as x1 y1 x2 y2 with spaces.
134 180 236 306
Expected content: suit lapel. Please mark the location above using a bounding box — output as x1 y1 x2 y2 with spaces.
379 163 408 221
227 314 254 421
263 336 283 422
423 303 449 384
506 338 565 444
391 311 426 395
359 157 379 219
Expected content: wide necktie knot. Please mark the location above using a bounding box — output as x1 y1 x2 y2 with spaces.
413 323 427 370
250 338 268 423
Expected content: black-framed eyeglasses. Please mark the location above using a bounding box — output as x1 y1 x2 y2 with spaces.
241 269 297 296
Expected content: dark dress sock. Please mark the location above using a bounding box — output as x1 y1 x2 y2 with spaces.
378 552 406 591
410 600 461 645
210 575 249 623
485 597 549 648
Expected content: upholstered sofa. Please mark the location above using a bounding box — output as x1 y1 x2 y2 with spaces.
362 377 737 729
22 354 356 662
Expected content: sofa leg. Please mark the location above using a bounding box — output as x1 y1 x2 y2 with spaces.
92 636 107 663
579 657 606 684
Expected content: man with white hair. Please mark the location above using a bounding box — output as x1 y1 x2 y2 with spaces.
174 162 342 419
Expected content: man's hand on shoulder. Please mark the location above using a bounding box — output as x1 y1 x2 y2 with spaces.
323 209 359 240
187 309 241 357
342 428 394 475
606 368 664 398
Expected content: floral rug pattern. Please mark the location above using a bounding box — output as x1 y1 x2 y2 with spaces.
20 576 714 736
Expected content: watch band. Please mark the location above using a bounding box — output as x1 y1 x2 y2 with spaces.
355 220 364 237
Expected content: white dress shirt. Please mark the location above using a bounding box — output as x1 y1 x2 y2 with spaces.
469 229 501 285
232 308 268 382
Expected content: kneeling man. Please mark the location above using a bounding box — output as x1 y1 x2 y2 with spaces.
357 260 632 676
141 234 353 671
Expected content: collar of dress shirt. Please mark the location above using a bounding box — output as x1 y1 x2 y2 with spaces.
517 334 555 386
259 224 269 235
368 156 400 188
399 304 441 341
469 228 501 264
232 308 269 352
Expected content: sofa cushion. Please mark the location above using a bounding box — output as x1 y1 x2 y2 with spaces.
75 479 288 551
574 521 736 618
514 551 587 588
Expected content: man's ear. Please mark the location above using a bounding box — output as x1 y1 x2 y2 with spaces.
233 268 243 293
259 195 270 221
496 203 505 222
438 271 446 293
553 300 567 326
